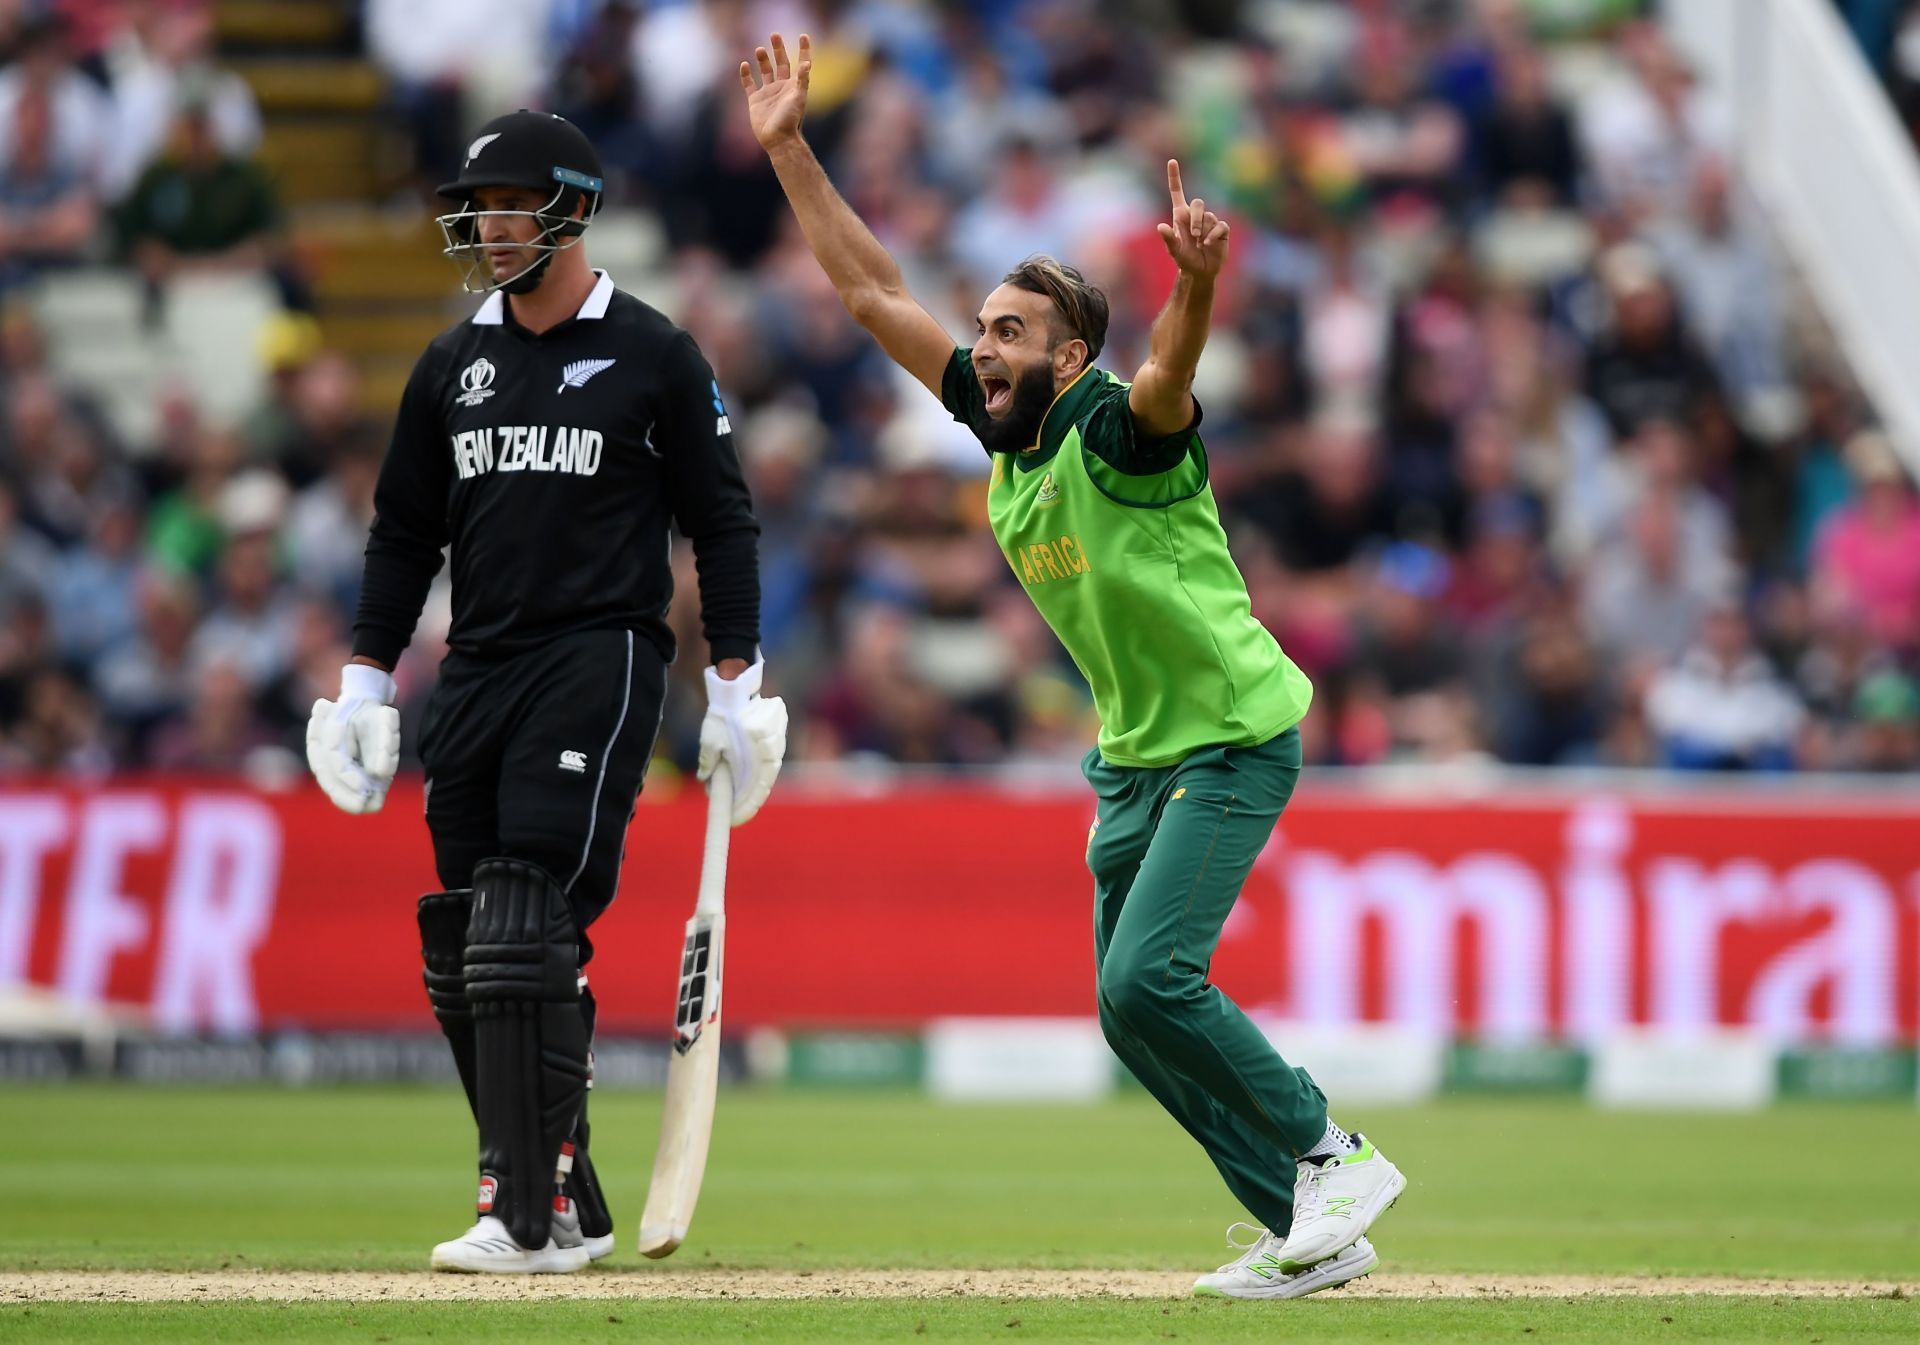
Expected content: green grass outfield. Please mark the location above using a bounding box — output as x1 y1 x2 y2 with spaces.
1 1086 1915 1341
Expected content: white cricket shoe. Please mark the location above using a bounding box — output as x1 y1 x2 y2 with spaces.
1192 1223 1378 1300
1276 1134 1406 1271
550 1195 615 1262
429 1214 591 1274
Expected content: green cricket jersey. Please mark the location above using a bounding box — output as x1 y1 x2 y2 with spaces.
943 349 1312 767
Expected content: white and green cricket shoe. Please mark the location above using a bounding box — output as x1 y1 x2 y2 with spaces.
1192 1223 1378 1300
1275 1133 1406 1272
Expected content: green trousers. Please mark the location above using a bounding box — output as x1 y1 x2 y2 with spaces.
1085 726 1325 1230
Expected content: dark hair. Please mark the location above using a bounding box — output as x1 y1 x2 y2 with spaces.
1002 256 1109 362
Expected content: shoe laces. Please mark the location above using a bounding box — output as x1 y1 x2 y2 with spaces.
1214 1221 1273 1273
1292 1160 1335 1221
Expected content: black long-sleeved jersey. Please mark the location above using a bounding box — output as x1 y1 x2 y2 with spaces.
352 271 759 669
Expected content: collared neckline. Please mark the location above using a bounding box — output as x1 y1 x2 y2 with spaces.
1020 362 1102 464
471 268 615 326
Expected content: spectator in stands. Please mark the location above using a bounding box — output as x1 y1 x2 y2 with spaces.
0 292 45 383
548 0 654 186
933 51 1072 198
1647 159 1788 412
1351 541 1470 720
91 566 196 763
1482 599 1607 766
1447 487 1546 640
1475 40 1581 208
1382 238 1485 542
1482 291 1618 565
185 472 294 688
804 603 971 764
146 657 280 773
1231 414 1396 575
259 594 350 748
951 137 1085 287
0 68 97 290
1583 243 1722 438
1793 591 1892 732
1848 666 1920 771
256 348 371 489
143 423 240 576
1335 18 1465 224
0 479 54 632
0 665 110 774
1584 483 1736 667
239 311 323 472
283 427 379 614
3 1 1909 780
1811 430 1920 652
100 0 261 200
0 484 55 745
365 0 559 191
1301 222 1392 424
13 395 130 547
47 495 140 666
115 83 283 311
1578 20 1728 223
1615 418 1736 572
1646 599 1805 770
3 367 67 505
0 10 109 190
1690 391 1794 578
1787 371 1869 572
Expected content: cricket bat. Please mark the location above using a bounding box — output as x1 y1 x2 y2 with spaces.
637 761 732 1258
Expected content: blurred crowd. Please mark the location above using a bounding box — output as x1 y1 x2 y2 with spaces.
4 0 1920 782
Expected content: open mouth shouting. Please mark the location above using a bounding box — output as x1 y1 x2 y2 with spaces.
980 372 1013 415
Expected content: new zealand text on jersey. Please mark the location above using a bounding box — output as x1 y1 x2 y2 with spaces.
450 425 606 480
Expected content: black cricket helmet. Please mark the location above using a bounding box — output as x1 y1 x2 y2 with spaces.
434 110 605 296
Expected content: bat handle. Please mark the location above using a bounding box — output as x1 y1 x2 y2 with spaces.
697 761 732 918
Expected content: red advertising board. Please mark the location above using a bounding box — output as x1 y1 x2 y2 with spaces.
2 778 1917 1042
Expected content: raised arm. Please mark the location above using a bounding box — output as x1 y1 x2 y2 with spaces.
1129 159 1230 439
742 33 952 396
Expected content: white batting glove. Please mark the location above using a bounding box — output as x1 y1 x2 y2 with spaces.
698 657 788 826
305 663 402 815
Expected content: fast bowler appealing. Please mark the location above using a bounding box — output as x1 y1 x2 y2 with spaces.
745 35 1406 1299
303 110 788 1274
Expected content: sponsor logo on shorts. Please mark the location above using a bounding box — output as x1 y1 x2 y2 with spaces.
559 749 588 774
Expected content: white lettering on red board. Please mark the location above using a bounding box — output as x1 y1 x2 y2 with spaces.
1265 803 1915 1044
0 792 281 1032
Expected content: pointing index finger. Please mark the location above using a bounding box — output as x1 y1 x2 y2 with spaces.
1167 159 1185 214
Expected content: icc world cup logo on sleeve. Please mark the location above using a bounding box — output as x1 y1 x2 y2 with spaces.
457 357 498 408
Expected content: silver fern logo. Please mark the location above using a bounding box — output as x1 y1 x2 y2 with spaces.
557 358 616 393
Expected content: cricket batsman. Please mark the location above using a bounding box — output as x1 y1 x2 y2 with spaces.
744 36 1405 1298
303 109 788 1273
